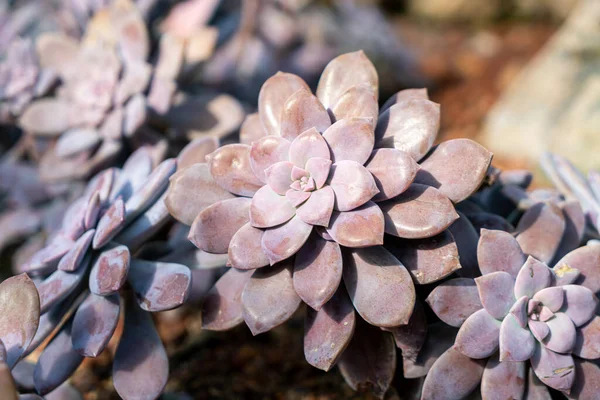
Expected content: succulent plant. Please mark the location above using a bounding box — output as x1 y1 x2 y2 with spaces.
11 144 218 399
423 229 600 399
14 0 243 183
166 50 493 397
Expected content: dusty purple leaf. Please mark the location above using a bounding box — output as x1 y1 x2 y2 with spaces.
38 261 89 314
261 215 313 265
330 84 378 123
425 278 482 327
0 274 40 368
421 347 485 400
542 312 576 353
448 212 480 278
258 72 309 137
208 144 262 197
304 287 355 371
92 197 125 249
380 184 458 239
414 139 493 203
227 223 269 270
516 202 566 264
477 228 526 278
343 246 415 328
514 256 552 299
89 245 130 296
249 185 295 228
44 383 81 400
241 262 301 335
55 128 101 158
58 230 95 272
240 113 266 145
553 200 586 263
326 202 384 248
553 245 600 293
294 234 343 310
380 88 429 113
250 136 291 183
475 271 515 319
323 118 374 165
327 160 378 212
525 367 552 400
375 99 439 162
288 127 330 168
573 315 600 359
568 359 600 400
387 230 461 285
402 322 458 379
22 234 74 274
337 318 395 399
499 313 535 362
280 89 331 141
385 300 427 361
532 286 564 312
531 342 575 392
177 137 219 171
189 197 251 254
34 322 84 395
113 296 168 400
365 148 419 202
480 354 526 400
71 293 120 357
455 309 501 359
296 186 335 226
561 284 598 327
201 268 253 331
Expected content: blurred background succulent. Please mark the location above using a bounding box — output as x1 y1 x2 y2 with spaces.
165 50 493 397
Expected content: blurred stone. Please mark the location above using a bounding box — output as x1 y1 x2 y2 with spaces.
483 0 600 172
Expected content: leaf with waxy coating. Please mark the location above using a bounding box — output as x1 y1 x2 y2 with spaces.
553 245 600 293
454 309 501 359
337 318 395 400
202 269 253 331
531 342 575 392
89 245 130 296
177 137 219 171
568 359 600 399
402 322 458 379
208 144 263 197
514 256 552 299
326 202 384 248
573 316 600 359
499 313 535 362
425 278 482 327
34 322 84 395
38 258 89 314
113 296 169 400
261 215 313 265
384 300 427 361
241 262 301 335
304 287 355 371
258 72 309 137
343 247 415 328
477 228 525 278
475 271 515 319
58 230 95 272
516 202 565 264
561 284 598 327
323 118 374 165
128 259 191 312
481 354 526 400
227 223 269 270
280 89 331 141
0 274 40 368
71 293 120 357
365 148 419 202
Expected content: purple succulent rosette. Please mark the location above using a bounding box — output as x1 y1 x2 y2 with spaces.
12 143 220 399
423 230 600 399
166 51 493 397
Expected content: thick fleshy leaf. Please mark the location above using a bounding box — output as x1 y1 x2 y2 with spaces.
296 186 335 227
43 383 81 400
421 347 485 400
425 278 482 327
177 137 219 171
304 157 331 190
531 342 575 392
568 359 600 400
402 322 458 379
533 286 564 312
380 88 429 113
525 367 552 400
553 245 600 293
481 354 526 400
202 268 253 330
337 318 395 399
242 262 301 335
279 89 331 140
375 99 439 162
573 316 600 359
208 144 263 197
554 200 586 263
327 161 378 211
166 163 235 226
89 245 130 296
477 228 526 278
511 296 529 328
261 215 313 264
250 136 292 183
189 197 251 253
71 293 120 357
414 139 492 203
542 312 576 353
455 309 501 359
323 118 374 165
304 287 355 371
33 323 83 395
19 99 70 136
561 285 599 327
38 262 89 314
343 247 415 328
58 230 95 272
330 84 378 123
288 127 330 168
475 271 515 319
516 202 566 264
380 184 458 239
529 320 550 342
55 128 101 158
22 234 74 275
129 259 191 312
258 72 309 137
250 185 295 228
448 212 480 278
326 202 384 247
228 223 269 269
264 161 294 195
0 274 40 368
294 234 343 310
385 300 427 361
499 313 535 362
113 297 168 400
92 197 125 249
387 230 461 285
468 211 515 233
365 148 418 202
514 256 553 299
240 113 266 145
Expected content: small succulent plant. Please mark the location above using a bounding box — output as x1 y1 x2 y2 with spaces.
13 145 216 399
166 50 493 397
424 229 600 399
